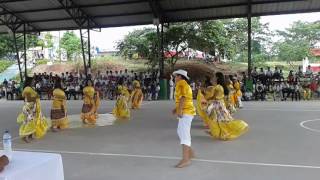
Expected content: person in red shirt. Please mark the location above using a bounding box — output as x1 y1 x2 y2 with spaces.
310 80 317 98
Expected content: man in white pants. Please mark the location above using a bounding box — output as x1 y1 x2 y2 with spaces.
172 69 196 168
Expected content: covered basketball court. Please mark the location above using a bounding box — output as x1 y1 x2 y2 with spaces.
1 0 320 82
0 100 320 179
1 0 320 179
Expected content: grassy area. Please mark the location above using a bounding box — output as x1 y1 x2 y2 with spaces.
0 60 14 73
92 56 149 72
36 59 49 65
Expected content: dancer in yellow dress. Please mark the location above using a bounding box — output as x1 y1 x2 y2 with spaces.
131 80 144 109
226 76 236 114
94 87 101 118
233 78 243 108
81 79 97 125
172 70 196 168
112 84 130 119
196 82 214 128
17 77 48 143
197 72 248 141
51 79 69 131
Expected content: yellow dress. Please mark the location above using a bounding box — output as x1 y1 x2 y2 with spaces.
233 82 242 108
17 87 48 139
197 85 248 141
131 81 144 109
81 86 97 124
51 88 69 129
113 85 130 119
94 90 101 117
226 83 236 113
196 89 211 127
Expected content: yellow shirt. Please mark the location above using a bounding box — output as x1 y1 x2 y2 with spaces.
52 88 66 109
204 86 215 100
213 85 225 100
234 82 242 96
83 86 95 105
175 80 196 116
204 85 224 101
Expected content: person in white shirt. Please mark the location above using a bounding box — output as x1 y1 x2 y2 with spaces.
75 84 81 99
169 75 174 100
305 65 313 78
191 81 196 99
155 83 160 100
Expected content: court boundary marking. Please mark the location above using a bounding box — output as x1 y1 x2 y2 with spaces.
242 108 320 112
300 119 320 133
15 148 320 169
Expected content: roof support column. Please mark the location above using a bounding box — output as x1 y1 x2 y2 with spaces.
160 22 164 78
79 28 88 77
23 23 28 79
12 31 24 82
247 0 252 79
56 0 99 79
87 26 91 69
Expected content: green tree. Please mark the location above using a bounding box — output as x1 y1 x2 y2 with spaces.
0 34 39 59
44 33 54 48
188 21 229 57
274 21 320 62
60 31 81 61
117 28 156 59
164 24 195 71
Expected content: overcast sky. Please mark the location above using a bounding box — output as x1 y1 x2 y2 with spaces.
52 12 320 51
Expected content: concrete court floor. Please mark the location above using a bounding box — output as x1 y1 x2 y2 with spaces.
0 99 320 180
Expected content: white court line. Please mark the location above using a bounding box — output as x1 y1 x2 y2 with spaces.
242 108 320 112
300 119 320 133
15 148 320 169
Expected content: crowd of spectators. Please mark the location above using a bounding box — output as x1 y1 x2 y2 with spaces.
2 64 320 102
242 65 320 101
0 69 162 101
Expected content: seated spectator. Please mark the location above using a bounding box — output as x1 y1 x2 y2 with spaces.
6 82 14 100
68 83 77 100
282 81 291 101
255 81 266 101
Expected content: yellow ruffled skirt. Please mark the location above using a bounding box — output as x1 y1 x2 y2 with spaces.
81 103 97 124
51 109 69 129
207 119 249 141
196 90 210 127
131 90 143 109
197 91 249 141
113 95 130 119
17 100 48 139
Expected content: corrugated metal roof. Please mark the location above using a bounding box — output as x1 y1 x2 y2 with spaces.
0 0 319 33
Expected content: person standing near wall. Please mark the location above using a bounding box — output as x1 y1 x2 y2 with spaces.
169 75 174 100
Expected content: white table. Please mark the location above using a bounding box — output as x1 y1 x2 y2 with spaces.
0 151 64 180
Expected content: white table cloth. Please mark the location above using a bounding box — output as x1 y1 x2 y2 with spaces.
0 151 64 180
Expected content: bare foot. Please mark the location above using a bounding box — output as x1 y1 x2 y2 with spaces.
51 127 59 132
189 149 195 159
175 159 191 168
22 137 30 143
205 130 212 136
28 134 34 140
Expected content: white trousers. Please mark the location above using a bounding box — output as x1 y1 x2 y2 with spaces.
177 115 194 147
237 96 243 108
169 87 174 100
